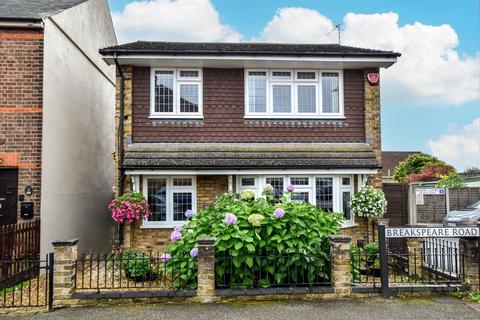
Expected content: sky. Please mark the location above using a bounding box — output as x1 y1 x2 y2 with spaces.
107 0 480 171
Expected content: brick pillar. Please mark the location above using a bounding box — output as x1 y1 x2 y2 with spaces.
51 239 79 307
459 238 479 291
329 235 352 297
407 237 423 278
196 237 217 303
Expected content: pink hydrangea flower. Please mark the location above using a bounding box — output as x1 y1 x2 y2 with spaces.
224 213 237 225
190 247 198 258
185 209 194 218
161 252 171 263
170 230 182 242
286 184 295 192
273 208 285 219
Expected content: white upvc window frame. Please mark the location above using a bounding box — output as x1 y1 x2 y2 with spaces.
244 68 344 119
235 174 355 227
142 175 197 228
150 68 203 119
245 69 269 115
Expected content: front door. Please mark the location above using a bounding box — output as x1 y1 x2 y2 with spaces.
0 169 18 226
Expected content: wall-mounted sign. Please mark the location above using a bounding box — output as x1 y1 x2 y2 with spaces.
386 227 479 238
367 73 379 85
415 194 424 205
415 188 445 195
25 186 33 196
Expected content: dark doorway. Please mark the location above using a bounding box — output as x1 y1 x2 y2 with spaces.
0 169 18 226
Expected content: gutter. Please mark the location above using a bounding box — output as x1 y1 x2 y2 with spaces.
0 17 43 29
114 55 126 245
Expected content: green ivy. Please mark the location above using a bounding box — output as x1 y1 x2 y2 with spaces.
165 192 344 288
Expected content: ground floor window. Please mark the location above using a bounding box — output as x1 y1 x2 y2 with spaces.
142 176 196 227
237 174 355 226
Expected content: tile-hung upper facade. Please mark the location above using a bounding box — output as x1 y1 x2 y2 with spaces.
100 42 400 250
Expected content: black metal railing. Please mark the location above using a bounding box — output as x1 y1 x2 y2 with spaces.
350 250 381 287
422 238 461 278
74 252 197 292
215 251 332 289
0 254 53 309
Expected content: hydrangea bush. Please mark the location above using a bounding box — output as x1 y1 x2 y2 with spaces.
108 192 151 223
349 186 387 219
164 189 343 288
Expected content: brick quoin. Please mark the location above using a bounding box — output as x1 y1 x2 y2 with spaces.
0 27 44 219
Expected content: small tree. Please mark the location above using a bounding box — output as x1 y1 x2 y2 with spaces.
405 164 455 183
394 153 447 183
349 186 387 242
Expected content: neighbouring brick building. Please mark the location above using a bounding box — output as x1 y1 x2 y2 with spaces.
100 42 400 251
0 0 117 255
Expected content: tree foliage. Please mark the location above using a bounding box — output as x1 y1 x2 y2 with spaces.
393 153 450 183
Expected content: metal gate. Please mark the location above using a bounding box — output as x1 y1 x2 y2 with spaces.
377 225 477 297
1 253 53 310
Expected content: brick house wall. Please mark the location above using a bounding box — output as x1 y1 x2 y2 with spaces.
118 65 383 251
0 27 44 219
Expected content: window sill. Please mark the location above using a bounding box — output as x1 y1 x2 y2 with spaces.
341 223 358 229
244 115 346 120
141 222 185 229
149 116 204 120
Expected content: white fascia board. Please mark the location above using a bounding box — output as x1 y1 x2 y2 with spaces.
125 169 380 176
102 55 397 69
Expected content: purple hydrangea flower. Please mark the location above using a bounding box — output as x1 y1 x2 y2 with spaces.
273 208 285 219
286 184 295 192
161 252 171 262
174 225 182 232
190 247 199 258
185 209 194 218
170 230 182 242
224 213 237 225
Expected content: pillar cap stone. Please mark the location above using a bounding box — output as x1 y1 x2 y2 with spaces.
197 237 216 245
52 239 80 247
329 235 352 243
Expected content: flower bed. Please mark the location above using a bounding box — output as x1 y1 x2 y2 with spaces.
164 188 344 289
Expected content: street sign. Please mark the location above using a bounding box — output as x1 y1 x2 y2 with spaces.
385 227 480 238
415 188 445 195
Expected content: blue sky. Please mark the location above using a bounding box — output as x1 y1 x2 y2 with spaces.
108 0 480 170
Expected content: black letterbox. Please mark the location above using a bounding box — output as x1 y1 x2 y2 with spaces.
20 202 34 219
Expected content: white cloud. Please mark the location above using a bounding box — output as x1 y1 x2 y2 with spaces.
112 0 241 44
427 118 480 171
257 9 480 106
259 8 336 43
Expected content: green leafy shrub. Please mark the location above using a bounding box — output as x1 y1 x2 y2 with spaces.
350 242 381 280
468 290 480 303
165 191 344 288
394 153 447 183
118 249 154 280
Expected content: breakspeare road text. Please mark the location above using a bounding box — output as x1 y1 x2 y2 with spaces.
385 227 480 238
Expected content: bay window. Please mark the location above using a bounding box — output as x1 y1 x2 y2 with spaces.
236 174 355 226
142 176 196 227
151 68 202 118
245 69 343 118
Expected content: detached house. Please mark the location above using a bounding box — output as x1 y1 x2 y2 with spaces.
100 42 400 250
0 0 117 255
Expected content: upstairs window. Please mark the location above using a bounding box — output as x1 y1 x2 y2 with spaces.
151 68 202 118
245 69 343 118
